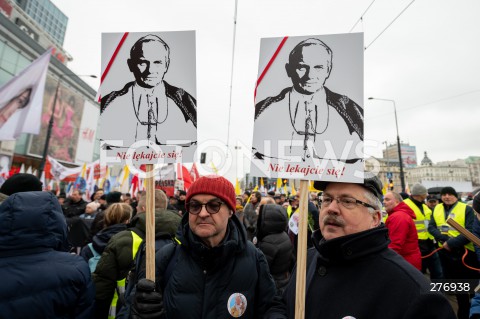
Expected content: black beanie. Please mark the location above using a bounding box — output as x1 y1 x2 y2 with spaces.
0 173 42 195
440 186 458 198
106 191 122 204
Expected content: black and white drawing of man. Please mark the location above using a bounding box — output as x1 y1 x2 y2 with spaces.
253 37 363 164
100 34 196 149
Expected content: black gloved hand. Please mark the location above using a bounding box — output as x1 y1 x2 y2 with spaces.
131 278 165 319
437 235 449 244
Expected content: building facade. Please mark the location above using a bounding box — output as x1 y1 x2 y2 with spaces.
0 2 99 175
13 0 67 46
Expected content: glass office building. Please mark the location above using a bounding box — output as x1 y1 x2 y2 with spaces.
14 0 67 46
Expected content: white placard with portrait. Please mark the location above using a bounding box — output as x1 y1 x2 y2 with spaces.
251 33 364 183
99 31 197 166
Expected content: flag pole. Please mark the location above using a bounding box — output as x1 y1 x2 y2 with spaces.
295 180 309 319
145 164 156 281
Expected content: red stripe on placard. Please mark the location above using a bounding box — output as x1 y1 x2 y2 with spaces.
254 36 288 100
101 32 129 84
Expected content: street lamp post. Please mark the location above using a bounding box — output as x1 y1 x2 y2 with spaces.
368 97 406 192
37 73 96 178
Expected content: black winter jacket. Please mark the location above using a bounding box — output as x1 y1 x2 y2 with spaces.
0 191 95 318
265 225 456 319
256 204 293 290
155 213 276 318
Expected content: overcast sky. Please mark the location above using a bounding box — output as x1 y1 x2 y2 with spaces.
51 0 480 180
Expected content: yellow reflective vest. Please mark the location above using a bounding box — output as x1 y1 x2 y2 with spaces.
432 202 474 251
403 198 434 240
287 206 295 218
108 231 143 319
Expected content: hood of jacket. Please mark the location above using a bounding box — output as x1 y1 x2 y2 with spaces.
129 208 182 237
176 212 247 268
256 204 288 240
312 225 390 265
0 191 68 254
92 223 128 254
390 201 416 219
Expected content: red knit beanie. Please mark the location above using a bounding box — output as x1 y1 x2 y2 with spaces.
186 175 236 212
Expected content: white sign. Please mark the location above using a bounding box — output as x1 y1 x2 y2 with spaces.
251 33 364 182
99 31 197 165
75 100 99 163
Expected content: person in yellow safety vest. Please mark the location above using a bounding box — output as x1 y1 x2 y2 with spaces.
92 190 181 319
428 186 480 319
403 183 444 279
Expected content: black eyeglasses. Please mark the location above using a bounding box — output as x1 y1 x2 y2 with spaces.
187 199 225 215
321 195 376 210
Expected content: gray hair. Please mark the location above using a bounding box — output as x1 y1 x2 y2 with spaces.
138 189 168 211
363 190 382 213
388 191 403 203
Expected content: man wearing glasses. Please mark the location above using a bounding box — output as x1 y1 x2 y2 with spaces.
265 176 455 319
129 175 275 318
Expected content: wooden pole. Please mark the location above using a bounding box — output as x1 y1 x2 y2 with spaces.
294 180 309 319
145 164 155 281
447 218 480 247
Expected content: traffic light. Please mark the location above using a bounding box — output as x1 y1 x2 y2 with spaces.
389 179 394 190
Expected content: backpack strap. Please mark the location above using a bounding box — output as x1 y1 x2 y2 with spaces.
88 243 99 256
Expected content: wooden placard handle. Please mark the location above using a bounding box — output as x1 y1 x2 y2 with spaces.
446 218 480 248
294 180 309 319
145 164 155 281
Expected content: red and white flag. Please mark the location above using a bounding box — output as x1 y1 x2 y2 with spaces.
177 164 192 190
0 49 51 140
189 163 200 182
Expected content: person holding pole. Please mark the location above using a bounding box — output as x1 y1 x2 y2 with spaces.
428 186 479 319
129 175 276 318
265 176 455 319
93 189 181 319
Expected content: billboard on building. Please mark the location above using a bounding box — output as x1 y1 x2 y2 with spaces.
28 76 85 163
401 144 417 168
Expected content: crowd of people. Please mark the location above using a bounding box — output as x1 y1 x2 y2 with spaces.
2 172 480 318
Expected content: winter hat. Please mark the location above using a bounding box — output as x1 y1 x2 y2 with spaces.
314 175 383 201
411 184 427 196
440 186 458 198
0 173 42 195
106 191 122 204
472 193 480 214
86 202 100 211
186 175 236 212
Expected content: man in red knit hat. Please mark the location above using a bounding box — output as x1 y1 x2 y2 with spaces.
127 175 275 319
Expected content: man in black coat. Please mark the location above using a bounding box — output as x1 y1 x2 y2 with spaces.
265 176 456 319
129 175 276 318
63 189 88 218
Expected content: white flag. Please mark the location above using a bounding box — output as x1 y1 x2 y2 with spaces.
0 49 51 140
